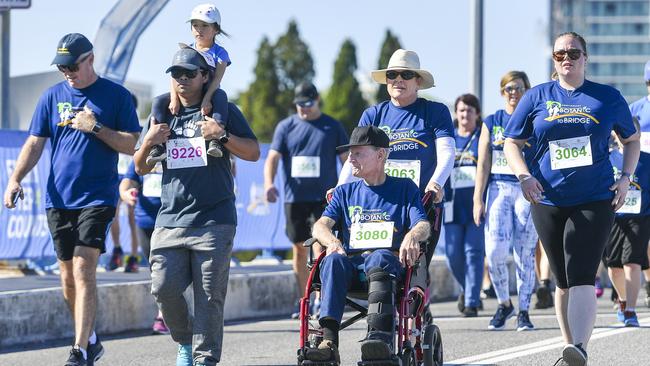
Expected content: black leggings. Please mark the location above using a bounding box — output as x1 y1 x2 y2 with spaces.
530 199 614 289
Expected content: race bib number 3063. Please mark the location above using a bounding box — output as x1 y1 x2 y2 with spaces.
166 137 208 170
548 136 592 170
349 221 394 249
385 159 421 187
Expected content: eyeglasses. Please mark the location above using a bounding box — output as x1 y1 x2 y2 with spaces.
56 53 91 73
552 49 584 62
296 100 315 108
170 68 200 79
504 85 525 94
386 70 419 81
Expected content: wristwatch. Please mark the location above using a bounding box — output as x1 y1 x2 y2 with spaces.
218 130 229 144
91 122 104 134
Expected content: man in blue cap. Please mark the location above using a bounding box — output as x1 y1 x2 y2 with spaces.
134 47 260 366
3 33 141 365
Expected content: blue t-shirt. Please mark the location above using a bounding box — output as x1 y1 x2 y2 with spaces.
124 162 162 229
484 110 531 183
191 42 231 67
630 96 650 152
443 128 480 225
358 98 455 191
610 149 650 217
323 176 427 254
504 80 636 206
270 113 349 202
29 78 140 209
136 101 257 227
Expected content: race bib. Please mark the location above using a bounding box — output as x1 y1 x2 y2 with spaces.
142 173 162 198
444 201 454 224
166 137 208 170
640 132 650 154
291 156 320 178
385 159 421 187
117 153 131 175
549 136 592 170
349 221 394 249
451 166 477 189
618 190 641 214
491 150 514 175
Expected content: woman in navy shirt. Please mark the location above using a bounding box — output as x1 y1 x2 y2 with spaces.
504 32 640 365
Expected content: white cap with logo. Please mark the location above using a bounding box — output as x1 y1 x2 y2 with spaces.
188 3 221 26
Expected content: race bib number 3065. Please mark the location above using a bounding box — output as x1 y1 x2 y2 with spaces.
349 221 394 249
549 136 592 170
166 137 208 170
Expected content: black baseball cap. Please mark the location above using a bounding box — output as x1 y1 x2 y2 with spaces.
51 33 93 66
293 81 319 104
165 48 209 73
337 126 390 151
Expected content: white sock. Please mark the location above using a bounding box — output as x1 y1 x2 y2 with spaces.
626 307 635 312
76 345 88 360
89 331 97 345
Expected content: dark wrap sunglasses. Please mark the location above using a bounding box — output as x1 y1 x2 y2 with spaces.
552 49 585 62
386 70 420 81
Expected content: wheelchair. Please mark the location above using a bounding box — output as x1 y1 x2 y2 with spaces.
296 193 444 366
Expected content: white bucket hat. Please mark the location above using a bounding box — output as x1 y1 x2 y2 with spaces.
371 49 435 89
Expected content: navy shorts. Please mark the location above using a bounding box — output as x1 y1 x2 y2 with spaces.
284 201 327 243
46 206 116 260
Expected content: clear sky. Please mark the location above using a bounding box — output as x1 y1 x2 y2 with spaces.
8 0 550 116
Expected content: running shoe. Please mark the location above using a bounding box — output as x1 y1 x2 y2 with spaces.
516 310 535 331
616 300 626 323
481 285 497 299
562 344 587 366
146 144 167 165
124 255 139 273
645 282 650 308
176 344 192 366
594 277 604 298
457 291 465 313
206 140 223 158
552 357 569 366
534 285 554 309
153 317 170 335
462 306 478 318
623 311 639 327
107 247 123 271
87 336 104 366
65 346 87 366
488 302 515 330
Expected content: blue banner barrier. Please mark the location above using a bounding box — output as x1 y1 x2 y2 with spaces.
0 131 292 259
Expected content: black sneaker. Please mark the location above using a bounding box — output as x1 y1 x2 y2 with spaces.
488 302 515 330
106 247 123 271
462 306 478 318
534 285 554 309
206 140 223 158
146 144 167 165
457 292 465 313
87 336 104 366
65 346 87 366
562 344 587 366
516 310 534 331
360 331 393 361
481 285 497 299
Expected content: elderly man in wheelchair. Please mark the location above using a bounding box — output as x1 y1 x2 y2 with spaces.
301 126 432 365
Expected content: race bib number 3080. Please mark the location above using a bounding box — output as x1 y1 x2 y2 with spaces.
349 221 394 249
166 137 208 170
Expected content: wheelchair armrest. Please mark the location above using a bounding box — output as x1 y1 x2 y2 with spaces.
303 237 320 247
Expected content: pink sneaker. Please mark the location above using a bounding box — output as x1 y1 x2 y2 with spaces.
152 317 170 335
595 277 604 298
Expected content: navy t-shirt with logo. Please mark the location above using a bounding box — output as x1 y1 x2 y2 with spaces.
443 128 480 225
270 113 348 203
504 80 636 206
610 149 650 217
29 78 141 209
322 176 427 254
124 162 162 229
358 98 455 191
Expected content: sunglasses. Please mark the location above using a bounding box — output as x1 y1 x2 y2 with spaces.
296 100 315 108
386 70 419 81
170 68 200 79
504 85 525 94
552 49 584 62
56 53 91 73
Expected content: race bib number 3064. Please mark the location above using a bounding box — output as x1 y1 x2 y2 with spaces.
166 137 208 170
349 221 394 249
548 136 592 170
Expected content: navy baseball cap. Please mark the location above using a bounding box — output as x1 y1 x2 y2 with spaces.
51 33 93 66
165 48 209 73
293 82 319 104
337 126 390 151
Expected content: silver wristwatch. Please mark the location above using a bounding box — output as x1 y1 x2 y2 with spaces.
91 122 104 134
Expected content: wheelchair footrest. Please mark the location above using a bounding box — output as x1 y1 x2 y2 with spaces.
357 358 400 366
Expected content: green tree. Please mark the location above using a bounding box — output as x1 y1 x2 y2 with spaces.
323 39 368 134
239 36 283 142
375 29 402 103
274 20 315 114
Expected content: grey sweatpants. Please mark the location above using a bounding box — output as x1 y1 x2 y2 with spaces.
150 225 235 366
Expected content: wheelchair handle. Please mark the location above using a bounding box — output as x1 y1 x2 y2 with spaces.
303 238 320 247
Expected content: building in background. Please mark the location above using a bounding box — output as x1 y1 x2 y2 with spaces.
550 0 650 101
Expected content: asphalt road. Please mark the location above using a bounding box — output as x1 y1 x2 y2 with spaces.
1 292 648 365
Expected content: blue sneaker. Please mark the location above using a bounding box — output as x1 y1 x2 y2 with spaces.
516 310 534 331
176 344 192 366
623 311 639 327
488 302 515 330
616 308 625 323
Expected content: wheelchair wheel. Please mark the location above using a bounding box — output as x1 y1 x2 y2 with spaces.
400 347 417 366
422 324 443 366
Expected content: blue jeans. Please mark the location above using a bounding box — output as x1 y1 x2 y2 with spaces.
319 249 402 323
444 222 485 307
